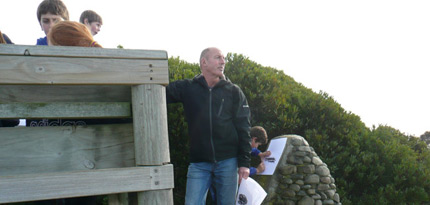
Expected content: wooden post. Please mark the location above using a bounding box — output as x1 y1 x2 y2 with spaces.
132 84 172 204
1 45 173 205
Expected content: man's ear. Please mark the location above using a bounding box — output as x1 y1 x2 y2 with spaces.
84 18 89 25
200 58 206 67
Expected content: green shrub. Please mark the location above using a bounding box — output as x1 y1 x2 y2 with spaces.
167 54 430 204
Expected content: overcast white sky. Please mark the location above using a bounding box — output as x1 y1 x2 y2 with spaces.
2 0 429 137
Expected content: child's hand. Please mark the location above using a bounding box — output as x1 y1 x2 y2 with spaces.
256 162 265 174
259 151 271 158
259 151 271 162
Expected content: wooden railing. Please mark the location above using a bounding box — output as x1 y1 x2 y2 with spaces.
0 44 173 204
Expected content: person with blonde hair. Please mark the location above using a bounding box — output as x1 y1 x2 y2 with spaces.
47 20 102 47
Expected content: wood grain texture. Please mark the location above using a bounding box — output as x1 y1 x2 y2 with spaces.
0 102 131 118
132 85 170 165
0 124 135 176
0 85 131 103
0 56 168 85
0 44 168 59
0 165 174 203
138 190 174 205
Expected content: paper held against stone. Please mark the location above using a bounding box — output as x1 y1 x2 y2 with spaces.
258 137 287 175
236 177 267 205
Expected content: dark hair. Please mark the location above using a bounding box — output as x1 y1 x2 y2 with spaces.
79 10 103 25
48 21 102 48
250 126 268 144
37 0 69 23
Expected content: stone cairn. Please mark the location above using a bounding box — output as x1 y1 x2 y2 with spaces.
254 135 341 205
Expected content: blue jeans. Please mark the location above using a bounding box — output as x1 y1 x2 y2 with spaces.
185 157 238 205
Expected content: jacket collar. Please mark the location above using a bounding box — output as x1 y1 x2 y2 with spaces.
193 74 230 88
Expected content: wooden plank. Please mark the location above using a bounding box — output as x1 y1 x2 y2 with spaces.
0 44 168 60
138 190 174 205
0 124 135 176
0 165 174 203
0 102 131 118
0 56 169 85
132 85 170 166
0 85 131 103
108 193 130 205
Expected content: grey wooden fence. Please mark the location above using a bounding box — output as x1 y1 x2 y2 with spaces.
0 44 173 204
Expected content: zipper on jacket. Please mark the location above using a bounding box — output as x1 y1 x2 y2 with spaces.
209 88 217 163
217 99 224 117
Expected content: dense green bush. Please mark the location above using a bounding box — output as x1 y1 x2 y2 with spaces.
167 54 430 204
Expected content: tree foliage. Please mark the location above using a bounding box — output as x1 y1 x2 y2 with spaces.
167 54 430 205
421 131 430 148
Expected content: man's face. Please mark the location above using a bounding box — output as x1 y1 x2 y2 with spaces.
202 48 225 78
40 13 64 35
85 20 102 36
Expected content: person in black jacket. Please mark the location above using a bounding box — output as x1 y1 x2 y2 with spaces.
166 47 252 204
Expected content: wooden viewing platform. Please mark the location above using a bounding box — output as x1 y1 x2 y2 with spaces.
0 44 174 204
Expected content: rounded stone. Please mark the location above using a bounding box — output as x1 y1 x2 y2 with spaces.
297 165 315 174
307 189 316 195
333 193 340 202
325 190 335 199
285 190 296 197
290 184 301 192
317 184 330 191
302 185 312 189
285 178 293 184
291 174 304 180
305 174 320 184
319 192 327 200
295 151 307 157
312 194 322 200
303 156 312 163
320 176 331 184
295 180 304 185
298 196 314 205
281 165 297 175
297 190 307 196
287 155 304 165
323 199 335 204
298 145 312 152
312 157 323 166
291 137 304 146
315 166 330 176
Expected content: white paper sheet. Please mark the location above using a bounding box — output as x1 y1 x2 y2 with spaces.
258 137 287 175
236 177 267 205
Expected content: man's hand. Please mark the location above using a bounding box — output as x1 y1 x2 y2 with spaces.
238 167 250 184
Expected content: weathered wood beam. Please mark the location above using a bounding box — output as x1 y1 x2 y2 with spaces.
0 165 174 203
0 124 135 176
0 85 131 103
0 102 131 118
0 44 168 60
0 56 168 85
132 84 170 166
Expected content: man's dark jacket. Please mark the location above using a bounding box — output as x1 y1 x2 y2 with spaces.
166 74 252 168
